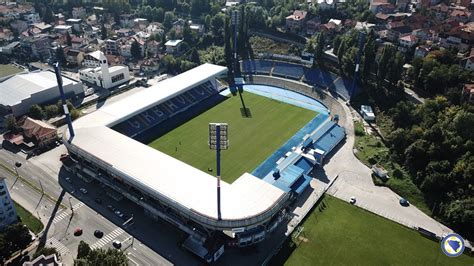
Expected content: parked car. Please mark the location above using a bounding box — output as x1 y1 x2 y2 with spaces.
65 177 72 183
94 230 104 238
94 198 102 204
114 210 124 218
112 240 122 249
107 205 115 212
399 198 410 207
60 153 70 162
79 188 88 194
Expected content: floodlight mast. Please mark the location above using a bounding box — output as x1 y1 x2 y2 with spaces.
209 123 229 221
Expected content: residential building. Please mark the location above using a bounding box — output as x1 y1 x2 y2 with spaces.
462 83 474 103
414 45 430 57
32 22 52 33
22 12 40 24
141 58 160 75
23 34 51 60
431 3 449 20
460 48 474 71
54 25 72 34
23 254 62 266
106 37 119 55
369 0 395 13
0 178 17 230
285 10 308 33
66 18 82 32
147 40 160 56
66 49 84 65
190 22 205 36
0 28 14 43
79 51 130 89
120 14 134 28
71 37 84 50
165 39 183 55
83 50 103 68
10 20 28 33
317 0 335 10
22 117 58 147
399 34 418 52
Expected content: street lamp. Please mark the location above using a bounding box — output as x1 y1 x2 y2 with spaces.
209 123 229 221
68 196 74 216
10 161 22 189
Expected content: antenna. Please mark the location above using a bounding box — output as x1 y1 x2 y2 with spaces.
53 62 75 142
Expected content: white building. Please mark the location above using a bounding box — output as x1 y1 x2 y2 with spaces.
165 39 183 54
0 71 83 116
53 25 72 34
83 50 103 68
0 178 18 230
79 51 130 89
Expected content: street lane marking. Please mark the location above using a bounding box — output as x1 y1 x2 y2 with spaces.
47 237 70 255
90 228 125 249
52 202 85 223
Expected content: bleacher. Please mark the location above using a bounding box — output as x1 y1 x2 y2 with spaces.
272 62 305 80
303 67 339 88
328 77 353 101
112 81 217 138
241 60 273 75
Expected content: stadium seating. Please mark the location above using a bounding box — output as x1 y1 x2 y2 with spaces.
303 67 339 88
272 62 305 80
242 60 273 75
113 81 217 137
327 77 353 101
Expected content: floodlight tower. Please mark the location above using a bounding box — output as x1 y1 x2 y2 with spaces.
53 62 75 142
351 31 366 100
231 10 239 76
209 123 229 221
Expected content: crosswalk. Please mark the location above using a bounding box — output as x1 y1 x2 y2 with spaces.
47 237 70 255
53 202 85 223
90 228 125 249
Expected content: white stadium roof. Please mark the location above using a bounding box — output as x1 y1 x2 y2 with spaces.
67 64 287 228
0 71 77 106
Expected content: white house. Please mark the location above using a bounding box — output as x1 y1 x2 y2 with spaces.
79 51 130 89
165 39 183 54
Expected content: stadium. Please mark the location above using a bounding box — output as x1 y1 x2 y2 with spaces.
63 63 346 262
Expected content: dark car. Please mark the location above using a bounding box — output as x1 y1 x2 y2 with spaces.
399 198 410 207
94 198 102 204
107 205 115 212
112 240 122 249
94 230 104 238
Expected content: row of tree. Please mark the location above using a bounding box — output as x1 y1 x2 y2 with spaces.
75 241 127 265
0 223 32 262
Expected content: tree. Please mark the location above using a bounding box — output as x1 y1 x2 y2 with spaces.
4 223 32 251
362 29 376 82
224 15 233 75
42 6 54 24
163 11 175 29
29 105 45 120
314 31 325 64
66 32 72 47
211 13 225 37
101 24 107 40
190 48 200 65
131 40 142 59
4 116 17 131
44 105 59 119
74 248 128 265
77 241 91 259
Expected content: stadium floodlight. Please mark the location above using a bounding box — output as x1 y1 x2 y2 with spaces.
209 123 229 221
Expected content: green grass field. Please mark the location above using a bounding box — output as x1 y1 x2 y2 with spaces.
13 201 43 234
0 64 22 79
271 195 473 265
148 92 316 183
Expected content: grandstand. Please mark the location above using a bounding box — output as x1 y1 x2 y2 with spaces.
272 62 305 80
241 59 273 75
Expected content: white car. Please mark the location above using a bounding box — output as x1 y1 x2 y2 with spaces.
79 188 88 194
349 196 356 204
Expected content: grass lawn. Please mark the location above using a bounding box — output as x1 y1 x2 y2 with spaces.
148 92 315 183
0 64 22 79
353 121 431 215
13 201 43 234
272 195 473 265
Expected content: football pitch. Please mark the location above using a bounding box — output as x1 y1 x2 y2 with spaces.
271 195 473 265
148 92 316 183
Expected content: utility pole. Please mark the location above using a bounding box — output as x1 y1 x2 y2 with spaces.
53 62 75 142
68 196 74 216
10 161 22 189
209 123 229 221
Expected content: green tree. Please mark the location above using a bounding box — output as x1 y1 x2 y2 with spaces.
29 105 45 120
362 29 376 82
4 223 32 251
211 13 225 37
101 24 107 40
44 105 59 119
4 116 17 131
74 248 128 265
33 247 58 260
77 241 91 259
163 11 175 29
131 40 142 59
43 6 54 24
314 31 325 64
377 44 395 83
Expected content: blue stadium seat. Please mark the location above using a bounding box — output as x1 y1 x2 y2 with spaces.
272 62 304 80
303 67 338 88
112 81 218 137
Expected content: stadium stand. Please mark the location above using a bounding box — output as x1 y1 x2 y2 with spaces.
112 81 217 137
241 59 273 75
303 67 339 88
328 77 353 101
272 62 305 80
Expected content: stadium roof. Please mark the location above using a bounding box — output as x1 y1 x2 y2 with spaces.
0 71 77 106
68 64 288 227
